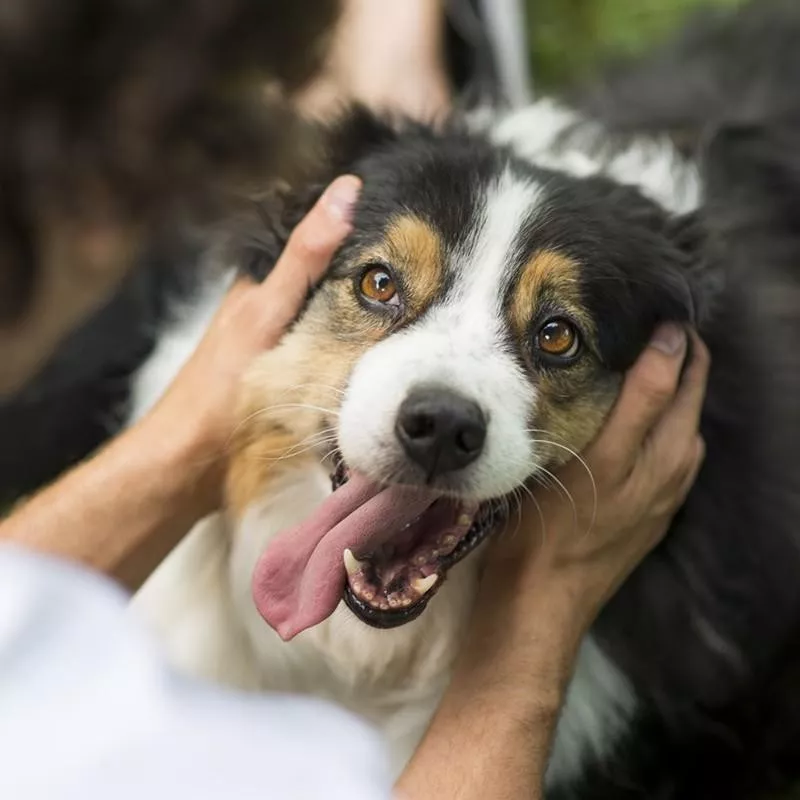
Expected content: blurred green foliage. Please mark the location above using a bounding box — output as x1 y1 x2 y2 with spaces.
525 0 746 90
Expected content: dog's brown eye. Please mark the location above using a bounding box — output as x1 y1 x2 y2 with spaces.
359 265 398 305
536 319 580 358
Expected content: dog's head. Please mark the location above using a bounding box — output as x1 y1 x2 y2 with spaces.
230 108 709 639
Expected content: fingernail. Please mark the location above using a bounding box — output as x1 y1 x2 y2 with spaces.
322 175 361 223
649 324 687 356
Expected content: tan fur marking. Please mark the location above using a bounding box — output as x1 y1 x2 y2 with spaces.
510 249 585 338
226 426 310 518
353 215 445 316
534 381 619 467
226 286 387 519
509 250 616 465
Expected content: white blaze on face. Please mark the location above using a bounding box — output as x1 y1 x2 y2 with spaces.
338 169 544 501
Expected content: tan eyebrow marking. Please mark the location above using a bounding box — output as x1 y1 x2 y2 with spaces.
508 249 584 338
376 215 446 314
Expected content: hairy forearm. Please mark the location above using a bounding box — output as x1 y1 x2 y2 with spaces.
0 415 211 591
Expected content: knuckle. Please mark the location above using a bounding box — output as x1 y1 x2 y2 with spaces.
696 435 707 461
688 435 706 472
671 443 697 480
587 446 627 486
640 371 677 406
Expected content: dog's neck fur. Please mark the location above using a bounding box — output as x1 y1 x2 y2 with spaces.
130 97 694 788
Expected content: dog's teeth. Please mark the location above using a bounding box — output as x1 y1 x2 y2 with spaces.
457 514 473 527
412 575 438 596
343 548 365 576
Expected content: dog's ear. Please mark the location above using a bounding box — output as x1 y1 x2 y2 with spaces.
575 180 716 372
231 106 402 283
323 105 405 176
589 245 701 373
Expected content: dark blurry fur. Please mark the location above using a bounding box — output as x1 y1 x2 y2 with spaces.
0 0 339 326
0 239 201 503
561 2 800 797
573 0 800 154
0 0 340 496
562 122 800 800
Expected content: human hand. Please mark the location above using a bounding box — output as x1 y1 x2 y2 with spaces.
465 325 710 687
139 175 362 517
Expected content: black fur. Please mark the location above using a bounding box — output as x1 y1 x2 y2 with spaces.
0 237 201 503
567 2 800 796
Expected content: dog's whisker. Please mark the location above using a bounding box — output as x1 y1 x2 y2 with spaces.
226 401 340 449
538 465 580 533
319 445 341 465
252 402 341 418
528 438 598 536
282 383 346 397
226 404 341 451
252 429 340 464
518 482 547 548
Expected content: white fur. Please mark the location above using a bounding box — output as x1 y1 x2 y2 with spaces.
128 100 668 790
546 638 636 791
474 98 702 215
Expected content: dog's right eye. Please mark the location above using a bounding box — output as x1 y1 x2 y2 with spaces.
359 264 399 306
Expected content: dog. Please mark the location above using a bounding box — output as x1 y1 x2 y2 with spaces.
121 4 799 798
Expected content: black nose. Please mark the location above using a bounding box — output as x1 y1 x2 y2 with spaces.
395 387 487 478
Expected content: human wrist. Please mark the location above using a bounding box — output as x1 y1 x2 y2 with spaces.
448 582 587 727
132 405 224 520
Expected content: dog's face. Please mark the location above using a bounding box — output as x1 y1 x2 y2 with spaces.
235 111 704 638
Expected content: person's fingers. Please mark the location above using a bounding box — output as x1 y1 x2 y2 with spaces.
665 434 706 512
255 175 362 335
588 324 688 475
643 331 711 470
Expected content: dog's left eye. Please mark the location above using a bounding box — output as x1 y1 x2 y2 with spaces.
359 265 399 306
534 318 581 359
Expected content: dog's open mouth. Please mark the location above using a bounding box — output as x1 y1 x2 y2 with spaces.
252 452 507 641
330 456 506 629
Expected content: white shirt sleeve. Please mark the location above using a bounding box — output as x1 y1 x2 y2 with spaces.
0 545 394 800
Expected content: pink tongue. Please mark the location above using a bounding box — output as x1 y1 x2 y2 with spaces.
252 472 438 641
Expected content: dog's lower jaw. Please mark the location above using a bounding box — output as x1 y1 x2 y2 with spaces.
230 464 484 693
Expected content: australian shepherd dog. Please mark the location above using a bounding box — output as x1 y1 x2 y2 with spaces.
117 2 800 797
